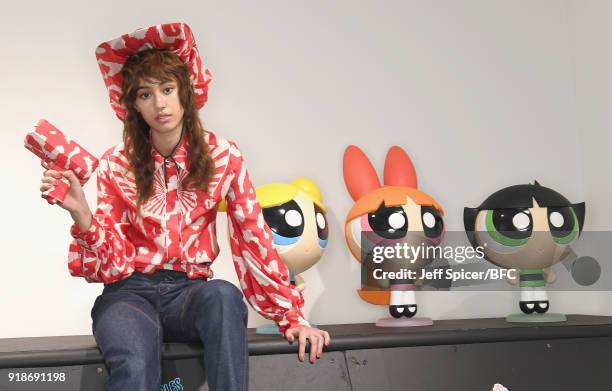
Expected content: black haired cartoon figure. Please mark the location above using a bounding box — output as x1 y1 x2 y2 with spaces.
464 181 585 323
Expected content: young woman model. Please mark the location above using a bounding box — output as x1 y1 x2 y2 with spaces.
39 23 329 391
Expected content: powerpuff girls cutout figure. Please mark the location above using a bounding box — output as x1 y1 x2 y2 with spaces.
257 178 329 289
343 145 445 327
255 178 328 333
464 181 585 323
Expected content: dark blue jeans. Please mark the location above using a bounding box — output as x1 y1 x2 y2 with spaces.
91 270 248 391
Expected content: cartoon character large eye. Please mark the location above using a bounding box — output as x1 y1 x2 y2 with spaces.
548 207 578 245
485 208 532 247
421 206 444 239
368 204 407 239
262 200 304 246
314 204 328 248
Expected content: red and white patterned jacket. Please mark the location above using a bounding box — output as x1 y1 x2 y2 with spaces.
68 130 308 332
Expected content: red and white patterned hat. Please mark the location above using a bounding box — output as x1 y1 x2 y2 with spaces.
95 22 212 121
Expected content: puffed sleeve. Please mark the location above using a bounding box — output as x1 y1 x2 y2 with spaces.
67 153 136 284
225 141 310 333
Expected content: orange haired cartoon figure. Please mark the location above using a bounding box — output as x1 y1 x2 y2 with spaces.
343 145 445 327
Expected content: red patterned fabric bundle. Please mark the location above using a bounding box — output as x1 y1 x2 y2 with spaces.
24 119 99 204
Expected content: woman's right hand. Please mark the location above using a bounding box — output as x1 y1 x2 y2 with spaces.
40 170 92 230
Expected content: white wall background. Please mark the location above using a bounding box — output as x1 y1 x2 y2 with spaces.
568 0 612 313
0 0 609 338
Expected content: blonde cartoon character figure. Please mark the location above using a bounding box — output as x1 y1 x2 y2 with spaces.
244 178 329 333
343 145 445 327
257 177 329 290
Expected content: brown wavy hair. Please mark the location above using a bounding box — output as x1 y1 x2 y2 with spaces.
120 49 214 207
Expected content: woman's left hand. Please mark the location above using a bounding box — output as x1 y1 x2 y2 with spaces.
284 326 331 364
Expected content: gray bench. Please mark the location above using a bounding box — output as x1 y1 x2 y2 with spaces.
2 315 612 390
